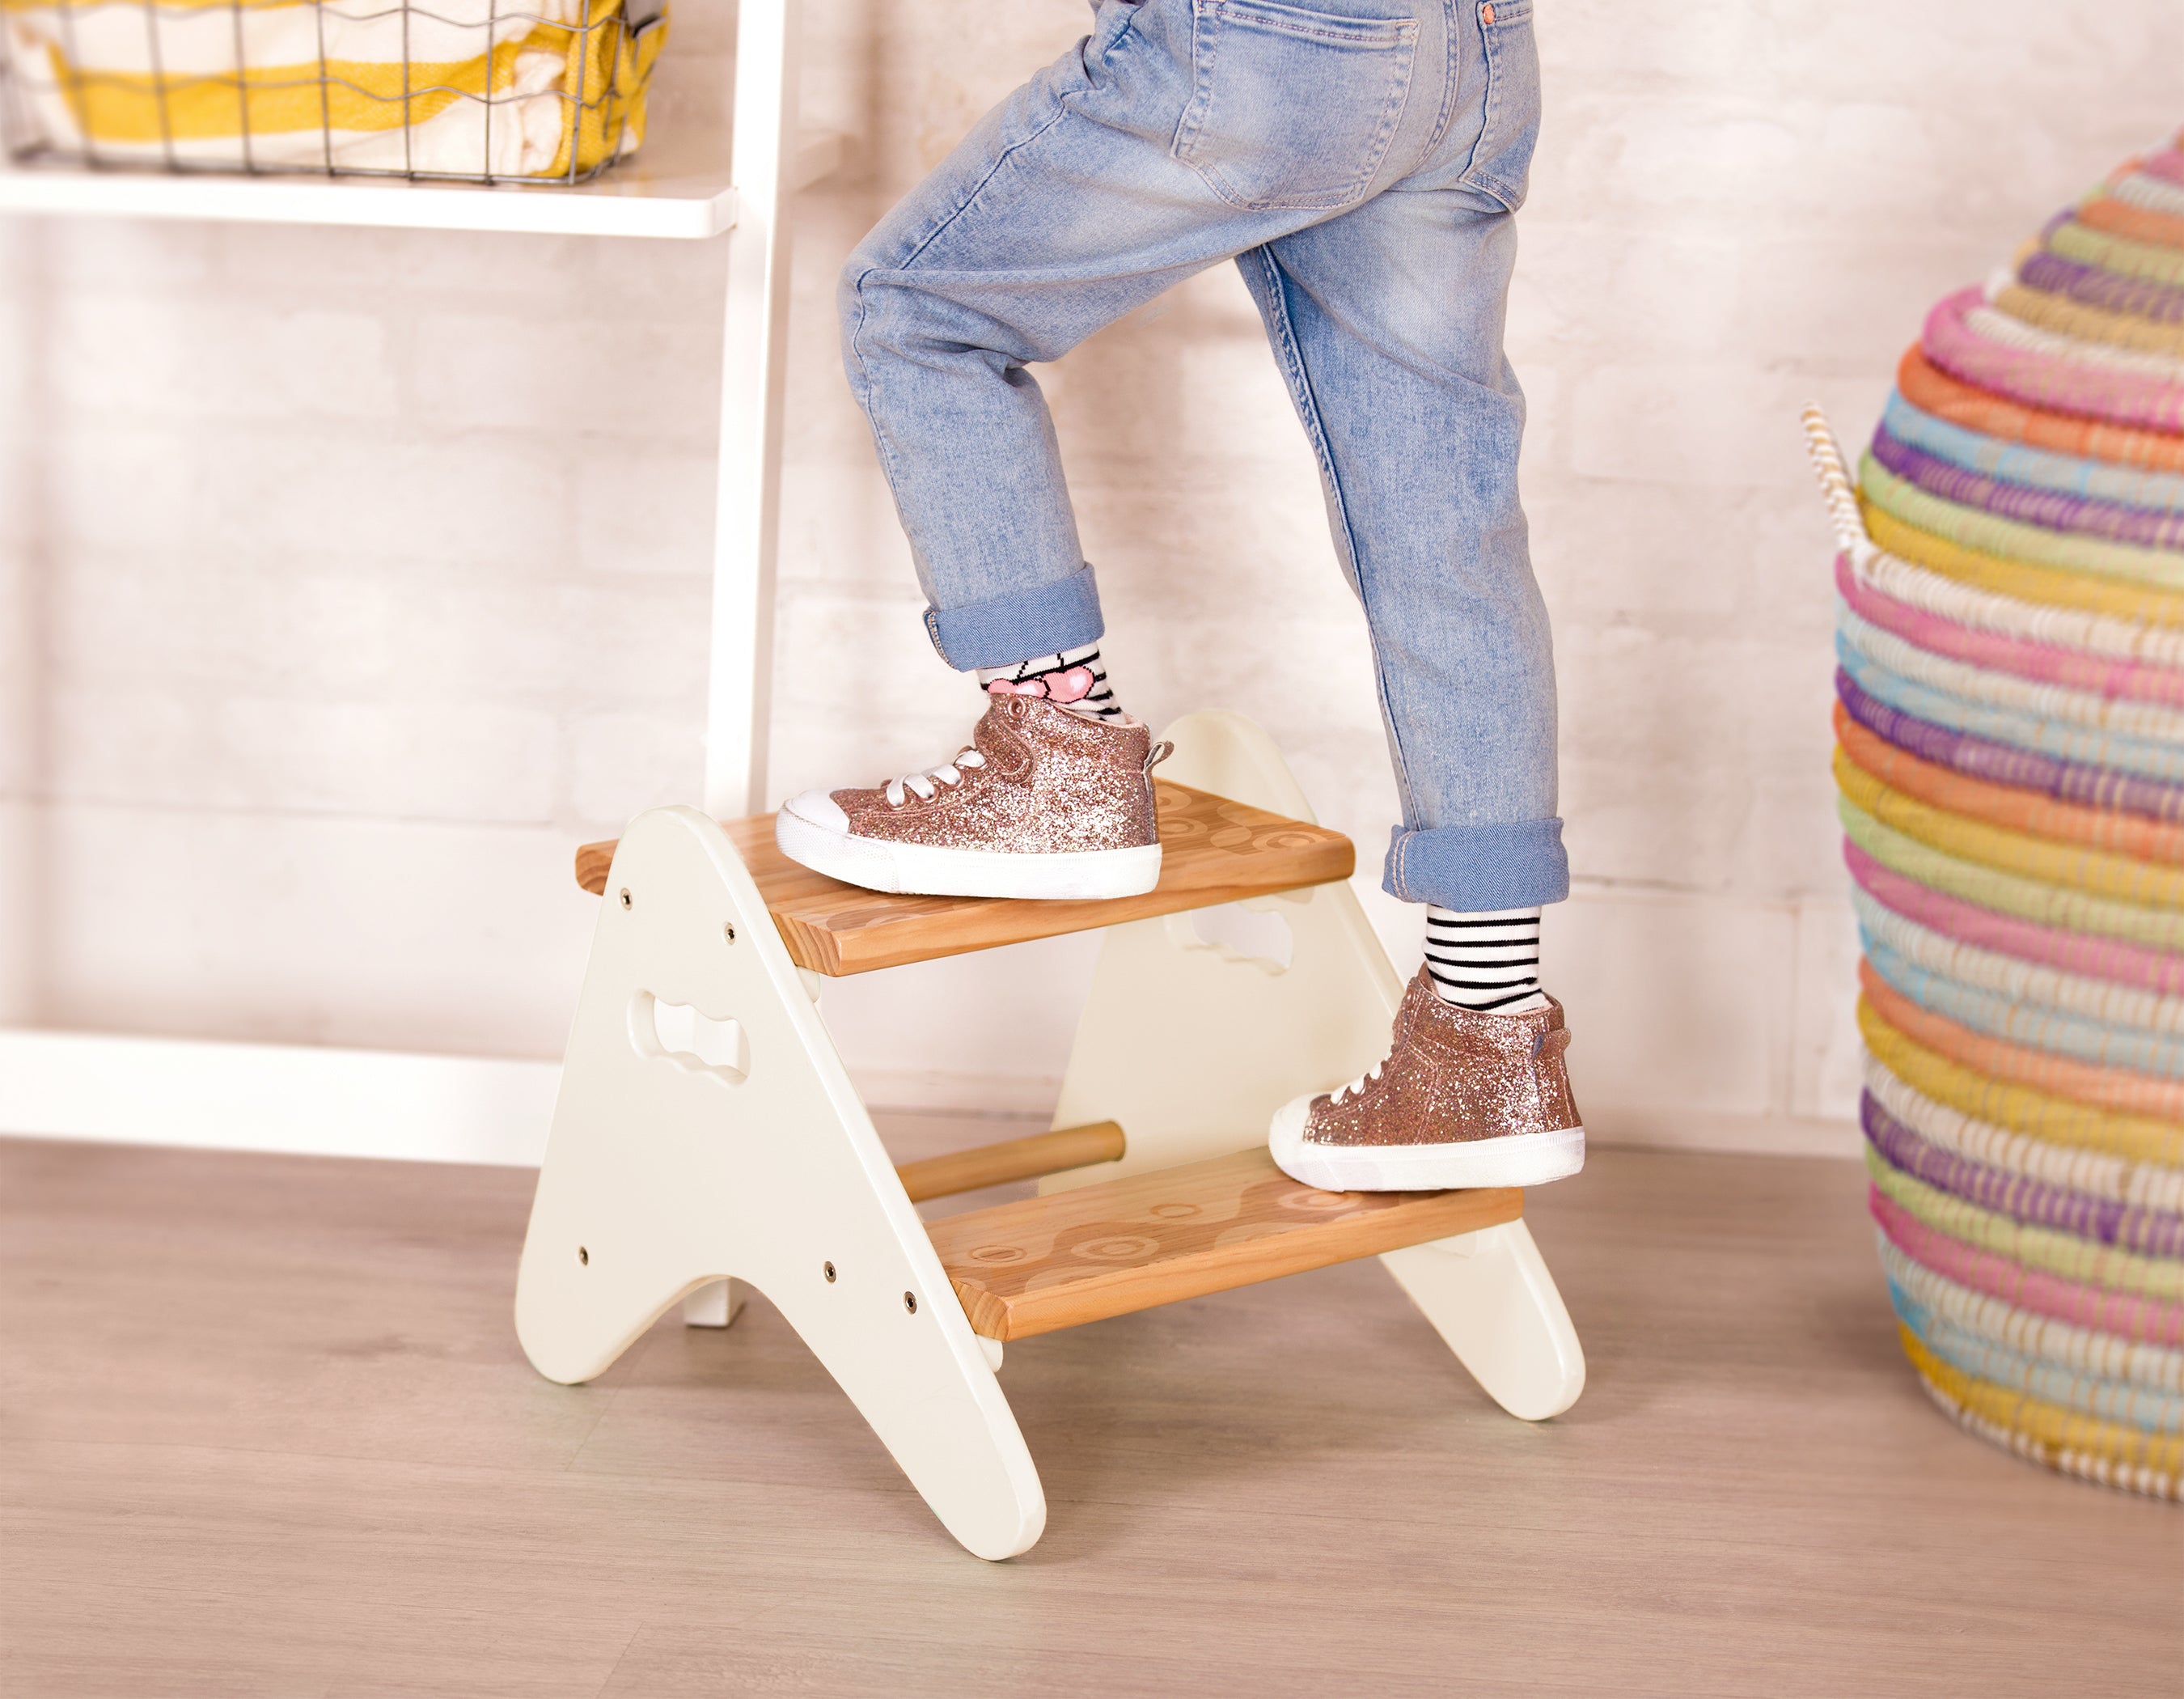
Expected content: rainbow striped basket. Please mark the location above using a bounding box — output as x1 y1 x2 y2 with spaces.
1805 130 2184 1501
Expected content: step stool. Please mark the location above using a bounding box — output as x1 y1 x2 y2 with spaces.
514 711 1585 1560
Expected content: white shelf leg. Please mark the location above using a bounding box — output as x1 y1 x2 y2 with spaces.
705 0 801 820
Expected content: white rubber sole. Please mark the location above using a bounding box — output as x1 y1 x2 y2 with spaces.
774 804 1162 900
1268 1091 1585 1192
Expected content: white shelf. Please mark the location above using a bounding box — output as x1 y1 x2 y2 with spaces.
0 129 836 238
0 155 734 238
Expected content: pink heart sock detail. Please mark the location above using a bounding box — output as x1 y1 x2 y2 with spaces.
1041 666 1098 705
977 645 1120 719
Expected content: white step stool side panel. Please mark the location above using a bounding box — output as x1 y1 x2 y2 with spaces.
1043 885 1399 1184
1050 711 1585 1422
1047 710 1403 1182
513 806 1044 1560
1379 1222 1586 1420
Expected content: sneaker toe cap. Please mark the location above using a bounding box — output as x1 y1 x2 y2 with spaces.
1265 1091 1322 1178
781 787 851 833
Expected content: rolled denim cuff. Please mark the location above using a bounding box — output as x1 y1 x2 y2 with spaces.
922 563 1106 672
1383 820 1570 909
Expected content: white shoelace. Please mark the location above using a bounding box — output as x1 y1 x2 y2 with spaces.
882 747 986 806
1331 1058 1386 1107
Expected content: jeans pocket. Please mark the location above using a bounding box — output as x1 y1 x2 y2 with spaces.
1458 0 1539 210
1171 0 1419 212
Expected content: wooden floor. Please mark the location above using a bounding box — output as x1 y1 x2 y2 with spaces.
2 1125 2176 1697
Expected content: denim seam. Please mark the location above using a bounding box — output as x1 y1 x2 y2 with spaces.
1458 2 1522 212
841 278 914 610
1247 246 1423 830
1422 0 1460 159
1217 12 1414 46
845 91 1081 334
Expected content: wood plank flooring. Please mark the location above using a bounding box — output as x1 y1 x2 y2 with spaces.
2 1126 2176 1697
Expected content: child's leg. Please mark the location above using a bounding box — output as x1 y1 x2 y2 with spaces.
836 0 1462 672
785 0 1483 902
1227 10 1585 1187
808 0 1581 1185
1238 85 1560 918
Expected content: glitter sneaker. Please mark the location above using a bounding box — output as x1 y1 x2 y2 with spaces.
1268 968 1585 1191
773 694 1168 900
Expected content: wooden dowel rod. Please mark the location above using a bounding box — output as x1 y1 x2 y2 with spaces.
895 1121 1126 1204
576 840 616 896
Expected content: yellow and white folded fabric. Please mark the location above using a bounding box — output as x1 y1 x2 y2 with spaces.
1 0 665 179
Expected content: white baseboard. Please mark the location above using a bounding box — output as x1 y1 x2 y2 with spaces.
0 1027 561 1167
1582 1107 1860 1159
844 1067 1066 1118
0 1027 1859 1167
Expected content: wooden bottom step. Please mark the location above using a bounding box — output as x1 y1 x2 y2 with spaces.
925 1147 1521 1342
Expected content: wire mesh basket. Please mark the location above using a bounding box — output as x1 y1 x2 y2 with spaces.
0 0 668 184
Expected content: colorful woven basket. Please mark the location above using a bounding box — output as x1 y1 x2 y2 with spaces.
1807 130 2184 1501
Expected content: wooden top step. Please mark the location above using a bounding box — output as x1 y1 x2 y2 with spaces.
575 781 1353 976
925 1147 1521 1342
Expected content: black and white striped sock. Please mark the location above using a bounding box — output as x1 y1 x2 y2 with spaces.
1424 905 1549 1014
977 642 1123 721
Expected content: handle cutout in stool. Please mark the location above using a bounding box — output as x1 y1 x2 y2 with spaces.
1171 901 1295 971
629 991 751 1085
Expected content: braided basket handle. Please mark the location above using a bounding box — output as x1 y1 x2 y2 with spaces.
1801 402 1877 570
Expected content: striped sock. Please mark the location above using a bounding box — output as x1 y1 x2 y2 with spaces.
977 642 1123 721
1424 905 1549 1014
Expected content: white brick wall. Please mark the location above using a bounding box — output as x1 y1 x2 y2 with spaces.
2 0 2178 1148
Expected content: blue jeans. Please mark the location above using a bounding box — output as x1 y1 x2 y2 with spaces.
839 0 1564 909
